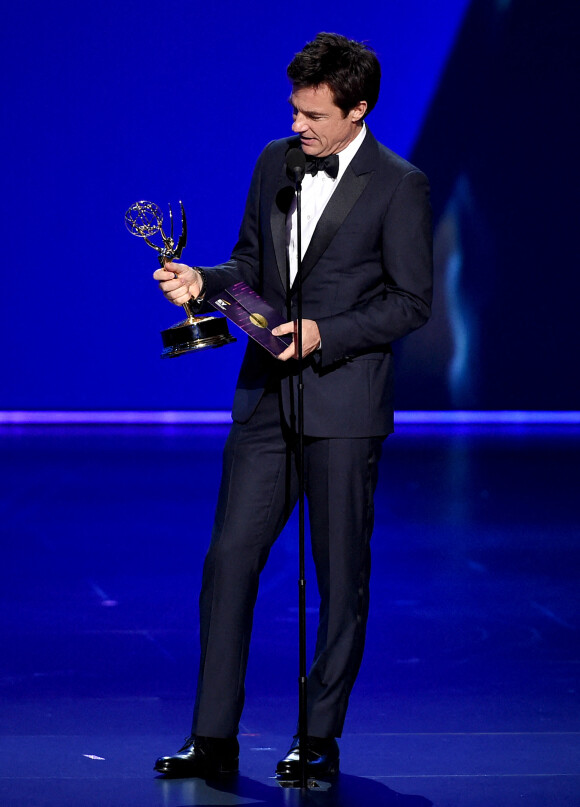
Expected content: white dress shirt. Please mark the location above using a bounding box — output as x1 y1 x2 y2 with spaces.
286 123 367 286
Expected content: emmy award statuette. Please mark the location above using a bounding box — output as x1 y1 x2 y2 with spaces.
125 200 236 357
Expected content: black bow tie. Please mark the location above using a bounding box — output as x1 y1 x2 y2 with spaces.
305 154 339 179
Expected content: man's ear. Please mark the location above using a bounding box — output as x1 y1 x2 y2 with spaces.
350 100 368 122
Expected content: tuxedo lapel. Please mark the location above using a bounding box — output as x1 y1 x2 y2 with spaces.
299 173 370 283
271 181 294 290
269 131 378 289
300 131 377 282
270 140 302 290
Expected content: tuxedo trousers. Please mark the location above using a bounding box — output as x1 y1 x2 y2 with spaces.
191 384 385 739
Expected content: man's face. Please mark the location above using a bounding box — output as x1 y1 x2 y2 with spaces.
290 84 366 157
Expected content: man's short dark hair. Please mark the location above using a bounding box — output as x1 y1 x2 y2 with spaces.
287 32 381 118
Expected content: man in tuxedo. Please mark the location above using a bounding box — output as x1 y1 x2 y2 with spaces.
152 32 432 779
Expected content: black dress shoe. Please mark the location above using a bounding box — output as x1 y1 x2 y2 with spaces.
276 735 339 779
154 735 239 778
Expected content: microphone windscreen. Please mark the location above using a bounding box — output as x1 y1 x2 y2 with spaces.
286 148 306 182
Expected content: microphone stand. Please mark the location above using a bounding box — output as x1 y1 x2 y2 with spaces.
295 172 308 791
284 149 310 791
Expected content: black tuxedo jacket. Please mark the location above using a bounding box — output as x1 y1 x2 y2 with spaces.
200 129 433 438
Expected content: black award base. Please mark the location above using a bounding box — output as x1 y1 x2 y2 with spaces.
160 315 236 358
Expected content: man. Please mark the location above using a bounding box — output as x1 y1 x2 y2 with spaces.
152 32 432 779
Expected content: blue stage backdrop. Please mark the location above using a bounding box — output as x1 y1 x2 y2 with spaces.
2 0 577 412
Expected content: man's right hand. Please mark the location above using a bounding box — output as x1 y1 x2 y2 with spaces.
153 261 203 306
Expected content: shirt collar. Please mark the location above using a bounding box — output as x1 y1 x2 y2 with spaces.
334 122 367 178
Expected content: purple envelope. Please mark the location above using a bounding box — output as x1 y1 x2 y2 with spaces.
208 281 293 357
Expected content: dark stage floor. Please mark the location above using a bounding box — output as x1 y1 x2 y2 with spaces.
0 422 578 806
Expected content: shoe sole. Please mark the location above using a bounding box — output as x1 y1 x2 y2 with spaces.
154 761 239 778
275 762 339 779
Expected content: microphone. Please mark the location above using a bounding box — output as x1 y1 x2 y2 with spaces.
286 148 306 184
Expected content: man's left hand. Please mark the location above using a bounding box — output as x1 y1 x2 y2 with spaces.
273 320 321 361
